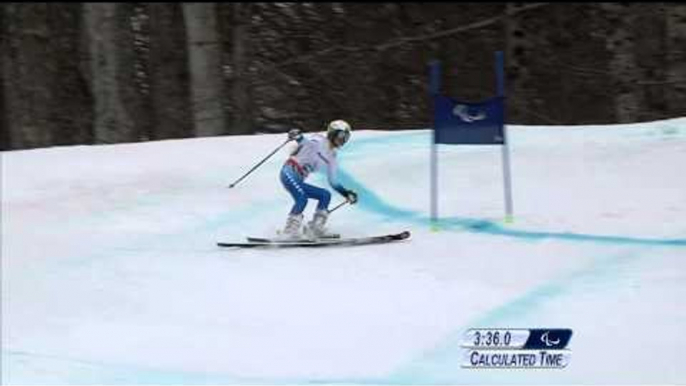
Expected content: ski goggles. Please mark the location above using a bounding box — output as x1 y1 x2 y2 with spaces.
332 130 350 147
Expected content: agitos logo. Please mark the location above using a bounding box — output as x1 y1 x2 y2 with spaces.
452 104 487 123
523 329 573 350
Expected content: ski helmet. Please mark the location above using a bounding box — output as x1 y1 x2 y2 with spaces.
327 120 352 148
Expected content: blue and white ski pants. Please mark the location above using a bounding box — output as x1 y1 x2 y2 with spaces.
280 163 331 215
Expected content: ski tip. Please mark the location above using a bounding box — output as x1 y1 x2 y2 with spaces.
390 230 410 238
393 231 411 241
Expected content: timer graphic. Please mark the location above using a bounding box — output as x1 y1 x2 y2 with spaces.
461 328 573 369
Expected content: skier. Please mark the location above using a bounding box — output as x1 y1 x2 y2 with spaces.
280 119 358 239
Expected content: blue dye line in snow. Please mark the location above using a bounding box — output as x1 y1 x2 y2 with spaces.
335 167 686 247
336 132 686 383
9 130 685 385
385 247 649 384
336 132 686 248
131 128 685 384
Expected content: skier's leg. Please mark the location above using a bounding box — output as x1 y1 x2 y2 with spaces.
301 183 331 212
279 165 307 236
300 183 332 237
280 165 309 214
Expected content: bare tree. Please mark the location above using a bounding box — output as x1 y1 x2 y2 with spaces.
600 3 641 123
0 3 8 150
665 3 686 116
83 3 137 144
504 3 535 124
230 2 252 135
148 3 193 140
48 3 93 146
4 3 686 151
0 67 5 150
2 4 54 149
183 2 227 137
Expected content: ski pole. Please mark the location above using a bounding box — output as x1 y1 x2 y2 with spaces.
228 139 291 188
328 200 349 214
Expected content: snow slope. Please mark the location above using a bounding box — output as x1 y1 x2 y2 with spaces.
2 118 686 384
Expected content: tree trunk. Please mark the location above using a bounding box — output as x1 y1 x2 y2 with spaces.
504 3 532 124
48 3 93 146
183 2 226 137
0 3 8 150
0 61 6 150
3 4 54 149
148 3 193 140
665 4 686 117
231 3 252 135
631 4 668 122
83 3 137 144
600 3 640 123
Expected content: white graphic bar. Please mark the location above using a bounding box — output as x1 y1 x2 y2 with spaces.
462 349 571 369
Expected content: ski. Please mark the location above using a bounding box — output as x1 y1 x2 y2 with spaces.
247 233 340 243
217 231 410 249
264 225 342 241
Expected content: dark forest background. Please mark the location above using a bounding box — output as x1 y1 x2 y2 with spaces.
1 3 685 150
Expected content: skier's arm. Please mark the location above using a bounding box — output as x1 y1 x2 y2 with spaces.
287 130 308 156
288 128 304 143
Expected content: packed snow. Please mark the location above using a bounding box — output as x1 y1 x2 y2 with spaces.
2 118 686 384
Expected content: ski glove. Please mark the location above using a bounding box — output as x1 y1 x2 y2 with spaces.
343 189 358 204
288 128 303 142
